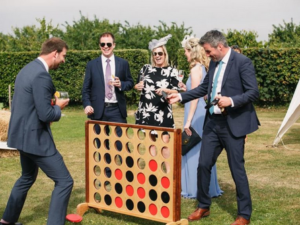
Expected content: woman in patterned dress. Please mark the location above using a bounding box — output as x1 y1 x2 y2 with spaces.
134 34 180 128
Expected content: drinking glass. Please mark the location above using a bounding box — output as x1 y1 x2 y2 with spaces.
139 74 145 95
178 70 184 82
55 91 69 99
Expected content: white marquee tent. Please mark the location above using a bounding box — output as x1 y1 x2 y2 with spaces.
273 79 300 146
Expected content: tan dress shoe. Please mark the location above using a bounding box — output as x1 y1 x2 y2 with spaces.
187 208 210 221
231 216 250 225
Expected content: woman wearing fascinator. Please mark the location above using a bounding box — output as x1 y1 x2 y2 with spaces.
180 35 223 199
134 34 180 129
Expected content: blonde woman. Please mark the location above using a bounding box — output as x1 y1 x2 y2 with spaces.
180 36 223 199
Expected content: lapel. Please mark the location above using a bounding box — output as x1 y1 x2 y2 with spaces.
222 51 234 87
97 56 105 87
114 56 119 78
208 61 219 96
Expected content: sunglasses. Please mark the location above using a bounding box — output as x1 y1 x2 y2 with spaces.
100 42 113 48
153 52 164 56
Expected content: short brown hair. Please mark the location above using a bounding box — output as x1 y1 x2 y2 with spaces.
99 32 115 43
40 37 68 55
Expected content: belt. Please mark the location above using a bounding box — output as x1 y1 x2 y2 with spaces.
209 113 225 118
104 102 118 107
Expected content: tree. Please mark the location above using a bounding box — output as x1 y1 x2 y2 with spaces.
2 18 63 52
62 11 121 50
118 21 156 50
224 29 263 48
267 18 300 48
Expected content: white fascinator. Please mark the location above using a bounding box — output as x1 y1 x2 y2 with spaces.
181 34 197 48
148 34 172 51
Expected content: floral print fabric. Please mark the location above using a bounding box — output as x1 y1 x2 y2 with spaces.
135 64 179 128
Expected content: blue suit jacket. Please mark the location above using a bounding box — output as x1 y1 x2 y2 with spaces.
82 55 134 119
181 50 260 137
7 59 61 156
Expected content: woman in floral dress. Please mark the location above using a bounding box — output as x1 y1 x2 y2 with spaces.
134 34 180 128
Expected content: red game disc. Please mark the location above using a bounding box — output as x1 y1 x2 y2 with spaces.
66 214 83 223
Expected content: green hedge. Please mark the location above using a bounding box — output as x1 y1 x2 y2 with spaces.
177 48 300 105
1 48 300 107
0 49 149 107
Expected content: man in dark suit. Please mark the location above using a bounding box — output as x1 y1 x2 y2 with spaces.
0 38 73 225
168 30 260 225
82 32 134 126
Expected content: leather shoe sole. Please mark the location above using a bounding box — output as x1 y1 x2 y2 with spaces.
187 208 210 221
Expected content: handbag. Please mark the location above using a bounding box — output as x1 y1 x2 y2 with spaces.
181 127 202 156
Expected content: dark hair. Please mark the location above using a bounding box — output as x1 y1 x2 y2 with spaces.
231 45 242 53
199 30 228 48
40 37 68 55
99 32 115 43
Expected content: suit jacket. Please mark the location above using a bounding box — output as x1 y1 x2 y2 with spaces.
82 55 134 119
181 50 260 137
7 59 61 156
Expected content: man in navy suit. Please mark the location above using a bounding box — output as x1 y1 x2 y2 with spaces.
1 38 73 225
168 30 260 225
82 32 134 125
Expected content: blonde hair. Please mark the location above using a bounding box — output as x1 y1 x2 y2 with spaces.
150 46 169 67
184 37 210 71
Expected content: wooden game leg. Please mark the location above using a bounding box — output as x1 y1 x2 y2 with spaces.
76 203 89 216
166 219 189 225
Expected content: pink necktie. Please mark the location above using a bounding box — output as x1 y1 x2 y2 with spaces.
105 59 113 99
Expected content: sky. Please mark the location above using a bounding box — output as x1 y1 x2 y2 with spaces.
1 0 300 43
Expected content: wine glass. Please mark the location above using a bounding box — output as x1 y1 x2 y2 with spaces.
178 70 184 82
178 70 185 90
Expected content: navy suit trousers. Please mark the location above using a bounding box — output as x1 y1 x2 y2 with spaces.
197 114 252 220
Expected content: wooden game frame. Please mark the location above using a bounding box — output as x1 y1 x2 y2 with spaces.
77 120 187 224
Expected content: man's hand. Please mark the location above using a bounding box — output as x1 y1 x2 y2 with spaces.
217 95 232 108
84 105 94 115
55 96 69 110
113 77 121 88
167 93 180 104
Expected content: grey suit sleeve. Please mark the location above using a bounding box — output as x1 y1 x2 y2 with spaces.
32 72 61 123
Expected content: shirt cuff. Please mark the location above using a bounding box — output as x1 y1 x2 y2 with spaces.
179 93 182 102
229 97 234 107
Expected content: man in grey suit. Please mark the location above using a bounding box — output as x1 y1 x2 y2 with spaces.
168 30 260 225
0 38 73 225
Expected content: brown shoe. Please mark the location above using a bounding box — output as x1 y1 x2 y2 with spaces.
187 208 210 221
231 216 250 225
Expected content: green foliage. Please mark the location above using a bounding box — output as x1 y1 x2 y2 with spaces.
267 18 300 48
62 11 121 50
0 49 149 107
117 21 156 50
0 18 63 52
224 29 263 48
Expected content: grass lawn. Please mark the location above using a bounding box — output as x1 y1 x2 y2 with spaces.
0 105 300 224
